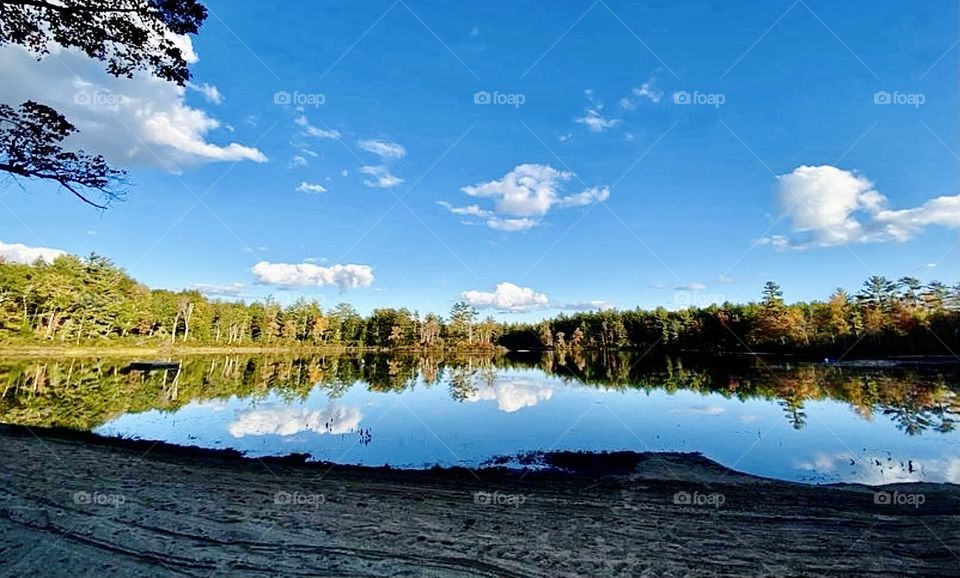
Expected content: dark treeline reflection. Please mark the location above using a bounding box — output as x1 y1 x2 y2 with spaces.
1 352 958 436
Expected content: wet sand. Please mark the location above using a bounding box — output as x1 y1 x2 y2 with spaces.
1 425 958 577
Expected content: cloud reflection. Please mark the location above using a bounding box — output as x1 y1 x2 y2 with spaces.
794 451 960 484
228 402 362 438
465 379 554 413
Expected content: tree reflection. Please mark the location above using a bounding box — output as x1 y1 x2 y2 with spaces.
0 353 957 435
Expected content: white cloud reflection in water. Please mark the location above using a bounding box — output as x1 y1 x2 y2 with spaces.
228 402 362 438
465 379 554 413
794 451 960 484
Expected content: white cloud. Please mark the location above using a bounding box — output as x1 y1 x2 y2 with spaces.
765 165 960 248
436 201 492 218
295 114 341 139
556 186 610 208
462 282 550 312
653 282 707 291
558 300 616 311
576 108 620 132
289 155 308 168
442 164 610 231
669 404 726 416
189 282 245 298
465 379 554 413
718 274 735 284
0 241 65 264
463 164 571 216
632 80 663 104
295 181 327 194
358 139 406 159
360 165 403 188
252 261 374 291
187 82 223 105
0 42 266 168
874 195 960 239
793 452 960 485
228 403 362 437
485 216 538 232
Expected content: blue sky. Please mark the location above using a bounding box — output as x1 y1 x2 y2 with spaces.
1 0 957 319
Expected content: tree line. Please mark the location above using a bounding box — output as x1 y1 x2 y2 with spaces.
502 279 960 356
1 253 959 356
0 254 500 349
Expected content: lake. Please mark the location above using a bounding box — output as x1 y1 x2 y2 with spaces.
2 351 958 485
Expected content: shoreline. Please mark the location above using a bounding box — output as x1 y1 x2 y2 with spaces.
2 424 958 577
2 344 960 365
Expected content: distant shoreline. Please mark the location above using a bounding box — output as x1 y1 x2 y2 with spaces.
0 344 505 358
2 345 959 367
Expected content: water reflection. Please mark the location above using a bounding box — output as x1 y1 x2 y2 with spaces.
1 352 958 484
228 402 362 438
465 380 555 413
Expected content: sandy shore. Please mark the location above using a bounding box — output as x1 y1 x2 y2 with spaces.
1 425 958 577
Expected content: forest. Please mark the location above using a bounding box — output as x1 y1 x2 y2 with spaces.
1 253 959 357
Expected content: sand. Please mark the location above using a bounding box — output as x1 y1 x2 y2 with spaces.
1 425 958 577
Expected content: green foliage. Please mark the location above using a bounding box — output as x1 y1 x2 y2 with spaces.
1 255 959 355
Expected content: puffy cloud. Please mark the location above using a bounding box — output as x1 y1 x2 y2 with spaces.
0 42 266 168
558 300 616 311
360 165 403 188
462 282 550 312
485 217 538 232
189 283 245 299
576 108 620 132
465 379 554 413
295 181 327 194
358 139 406 159
765 165 960 248
187 82 223 105
874 195 960 240
442 164 610 231
252 261 374 291
228 403 362 437
0 241 65 264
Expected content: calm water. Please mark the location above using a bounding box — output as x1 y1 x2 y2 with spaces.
2 352 958 484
